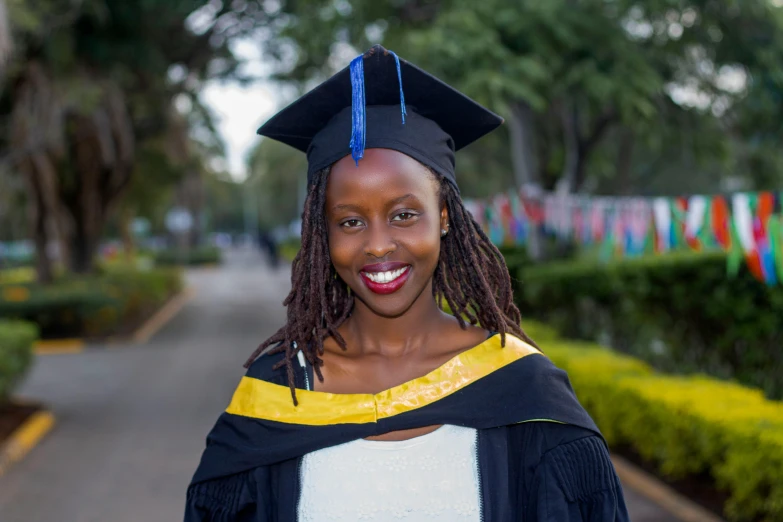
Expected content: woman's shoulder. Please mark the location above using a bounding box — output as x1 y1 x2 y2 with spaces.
510 420 604 456
508 422 628 518
244 344 294 386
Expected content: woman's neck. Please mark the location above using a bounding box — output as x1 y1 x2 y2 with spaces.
341 281 449 359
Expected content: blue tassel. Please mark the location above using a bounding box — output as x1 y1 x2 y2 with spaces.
349 50 407 166
349 55 366 166
389 50 407 125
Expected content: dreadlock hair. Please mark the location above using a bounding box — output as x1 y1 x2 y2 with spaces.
244 165 537 404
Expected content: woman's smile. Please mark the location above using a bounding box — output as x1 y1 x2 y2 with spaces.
360 262 412 294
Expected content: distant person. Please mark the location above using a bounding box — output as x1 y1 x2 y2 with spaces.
257 229 279 268
186 46 629 521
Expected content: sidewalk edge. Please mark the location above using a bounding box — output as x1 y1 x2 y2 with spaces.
131 287 196 344
0 409 56 478
611 453 726 522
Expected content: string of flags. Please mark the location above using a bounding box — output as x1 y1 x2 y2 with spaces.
465 188 783 285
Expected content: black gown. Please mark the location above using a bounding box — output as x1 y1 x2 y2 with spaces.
186 334 630 521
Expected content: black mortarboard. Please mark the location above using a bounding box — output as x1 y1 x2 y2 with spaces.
257 45 503 190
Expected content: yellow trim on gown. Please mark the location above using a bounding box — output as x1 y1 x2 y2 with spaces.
226 334 541 425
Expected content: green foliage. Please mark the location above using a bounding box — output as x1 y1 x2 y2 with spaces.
1 0 270 274
153 246 222 266
517 252 783 399
279 237 302 263
262 0 783 194
0 267 182 338
247 138 308 230
541 329 783 522
0 320 38 404
204 173 246 234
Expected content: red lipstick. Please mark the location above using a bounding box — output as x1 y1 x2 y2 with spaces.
360 262 411 295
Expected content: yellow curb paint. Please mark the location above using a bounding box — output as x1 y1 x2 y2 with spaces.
0 410 56 478
131 287 196 344
34 339 85 355
611 454 726 522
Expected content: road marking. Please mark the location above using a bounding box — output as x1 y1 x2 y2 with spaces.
131 287 196 344
0 409 56 478
34 339 85 355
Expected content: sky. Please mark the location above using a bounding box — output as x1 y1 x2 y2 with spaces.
200 38 282 182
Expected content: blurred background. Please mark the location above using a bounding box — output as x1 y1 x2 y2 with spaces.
1 1 782 521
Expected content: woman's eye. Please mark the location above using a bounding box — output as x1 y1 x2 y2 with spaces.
341 219 363 228
392 212 416 222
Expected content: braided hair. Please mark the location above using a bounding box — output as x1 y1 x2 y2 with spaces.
244 166 537 404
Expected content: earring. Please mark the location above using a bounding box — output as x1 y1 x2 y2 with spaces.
441 228 448 237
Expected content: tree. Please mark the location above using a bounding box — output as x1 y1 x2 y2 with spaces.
0 0 268 279
257 0 783 199
246 137 308 231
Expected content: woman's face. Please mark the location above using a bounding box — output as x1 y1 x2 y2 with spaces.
326 148 448 318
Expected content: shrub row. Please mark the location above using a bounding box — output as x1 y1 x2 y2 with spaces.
515 251 783 399
524 321 783 522
279 238 301 263
153 246 222 266
0 267 183 339
0 320 38 403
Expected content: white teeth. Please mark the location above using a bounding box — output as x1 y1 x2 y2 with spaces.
363 267 408 284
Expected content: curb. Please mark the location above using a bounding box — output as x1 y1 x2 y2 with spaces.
34 338 85 355
0 408 56 478
131 287 196 344
612 453 726 522
31 288 195 354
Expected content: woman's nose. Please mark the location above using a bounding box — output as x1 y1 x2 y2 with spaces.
364 223 397 259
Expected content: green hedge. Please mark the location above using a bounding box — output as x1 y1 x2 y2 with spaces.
532 323 783 522
517 252 783 399
0 320 38 404
279 238 301 263
153 246 221 266
0 267 183 339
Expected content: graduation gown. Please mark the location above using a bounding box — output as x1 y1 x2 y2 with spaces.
186 334 630 521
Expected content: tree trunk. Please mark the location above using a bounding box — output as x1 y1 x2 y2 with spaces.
615 128 635 195
507 100 545 259
61 83 135 274
0 0 12 75
23 161 54 283
120 207 135 263
70 221 97 273
10 62 64 282
28 185 53 283
507 100 540 189
184 170 204 248
574 107 617 192
557 101 580 195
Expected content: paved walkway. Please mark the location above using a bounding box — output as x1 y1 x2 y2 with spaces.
0 248 677 521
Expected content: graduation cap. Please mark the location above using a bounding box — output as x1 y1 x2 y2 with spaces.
257 44 504 190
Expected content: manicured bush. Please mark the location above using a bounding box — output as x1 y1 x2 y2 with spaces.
153 246 222 266
0 320 38 404
0 267 183 339
279 237 301 262
536 325 783 522
0 267 36 284
516 252 783 399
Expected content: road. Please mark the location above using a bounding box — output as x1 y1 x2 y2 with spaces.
0 248 678 521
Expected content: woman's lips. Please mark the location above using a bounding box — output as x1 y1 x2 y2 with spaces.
360 265 411 295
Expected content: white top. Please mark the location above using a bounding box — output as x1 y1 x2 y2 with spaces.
298 424 481 522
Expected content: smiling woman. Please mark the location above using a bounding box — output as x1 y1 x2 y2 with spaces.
327 150 446 311
186 45 630 522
